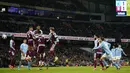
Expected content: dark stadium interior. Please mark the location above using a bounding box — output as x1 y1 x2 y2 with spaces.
0 0 130 68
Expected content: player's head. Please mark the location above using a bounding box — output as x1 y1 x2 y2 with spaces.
50 27 55 33
94 34 99 39
98 36 104 43
112 45 115 49
29 26 33 31
118 44 121 48
23 39 27 44
37 25 41 30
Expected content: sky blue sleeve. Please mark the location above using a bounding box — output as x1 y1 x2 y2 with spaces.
121 48 127 56
107 43 111 49
20 44 23 50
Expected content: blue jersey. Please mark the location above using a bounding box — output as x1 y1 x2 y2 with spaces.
94 41 111 55
115 48 126 57
111 48 116 57
20 43 28 54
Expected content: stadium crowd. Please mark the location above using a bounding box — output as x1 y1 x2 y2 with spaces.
0 13 130 38
0 39 129 68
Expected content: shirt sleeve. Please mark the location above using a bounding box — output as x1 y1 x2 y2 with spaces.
93 42 103 49
93 40 97 48
54 33 59 42
40 30 43 34
48 33 52 41
20 44 23 50
107 43 111 49
121 48 127 56
10 40 15 50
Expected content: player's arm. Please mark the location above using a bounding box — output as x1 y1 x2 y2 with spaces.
121 49 127 56
47 33 51 42
10 40 15 51
40 30 43 34
107 42 111 49
93 40 97 48
20 44 25 56
54 33 59 44
93 43 103 50
33 30 37 39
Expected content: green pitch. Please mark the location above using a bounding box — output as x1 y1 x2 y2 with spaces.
0 66 130 73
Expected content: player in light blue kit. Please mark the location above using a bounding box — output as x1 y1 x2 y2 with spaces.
111 45 116 61
93 37 120 70
18 39 28 70
116 45 127 67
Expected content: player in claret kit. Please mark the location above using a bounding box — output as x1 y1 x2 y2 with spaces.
46 27 59 69
33 25 43 65
37 31 46 70
47 27 59 57
33 25 43 36
9 35 16 69
25 45 34 70
93 35 105 70
27 26 34 51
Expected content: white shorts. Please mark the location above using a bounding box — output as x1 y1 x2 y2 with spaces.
21 53 26 60
116 56 121 60
112 56 121 60
112 56 117 60
102 53 113 60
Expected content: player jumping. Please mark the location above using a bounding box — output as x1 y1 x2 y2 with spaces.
27 26 34 51
33 25 43 65
46 27 59 69
9 35 16 69
48 27 59 57
37 31 46 70
25 45 34 70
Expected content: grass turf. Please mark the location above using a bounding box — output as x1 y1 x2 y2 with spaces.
0 66 129 73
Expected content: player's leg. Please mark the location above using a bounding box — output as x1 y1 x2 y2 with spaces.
9 57 14 69
111 56 116 67
93 53 97 70
49 44 56 57
26 57 32 70
100 53 109 69
38 54 42 70
47 43 56 68
116 56 121 67
37 46 44 70
98 54 105 70
39 52 46 70
9 50 13 68
46 52 50 70
18 54 22 70
108 54 120 70
18 61 21 70
10 51 15 69
18 53 26 70
42 52 46 66
111 60 120 70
